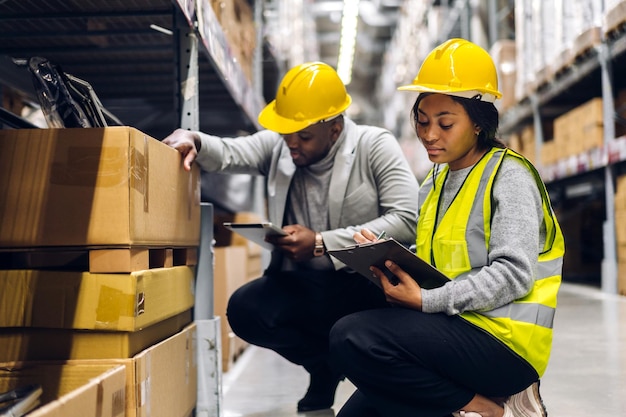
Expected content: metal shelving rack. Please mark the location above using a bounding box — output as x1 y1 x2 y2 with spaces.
380 0 626 293
0 1 269 415
498 26 626 294
0 0 266 138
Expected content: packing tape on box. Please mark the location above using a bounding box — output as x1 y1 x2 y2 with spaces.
138 351 152 416
130 136 149 212
96 286 137 328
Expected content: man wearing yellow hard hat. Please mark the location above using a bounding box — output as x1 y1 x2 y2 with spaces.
163 61 419 412
329 39 564 417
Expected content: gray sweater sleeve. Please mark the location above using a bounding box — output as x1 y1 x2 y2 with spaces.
421 157 546 315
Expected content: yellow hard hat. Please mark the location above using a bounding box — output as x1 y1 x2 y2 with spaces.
398 38 502 102
258 62 352 134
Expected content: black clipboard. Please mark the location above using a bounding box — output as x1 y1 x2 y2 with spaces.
223 222 287 250
328 238 449 289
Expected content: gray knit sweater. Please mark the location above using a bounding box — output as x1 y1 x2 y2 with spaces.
421 156 547 315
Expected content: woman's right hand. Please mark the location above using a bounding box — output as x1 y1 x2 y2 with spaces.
353 228 379 244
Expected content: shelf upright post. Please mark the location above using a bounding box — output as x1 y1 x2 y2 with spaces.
488 0 497 46
174 7 223 417
598 40 618 294
529 93 544 170
460 0 471 41
252 0 270 267
253 0 263 100
175 11 200 132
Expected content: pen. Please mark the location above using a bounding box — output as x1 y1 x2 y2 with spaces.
376 230 387 240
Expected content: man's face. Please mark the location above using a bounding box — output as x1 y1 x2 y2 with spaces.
281 119 342 167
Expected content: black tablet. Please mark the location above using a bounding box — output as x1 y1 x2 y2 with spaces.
223 222 287 250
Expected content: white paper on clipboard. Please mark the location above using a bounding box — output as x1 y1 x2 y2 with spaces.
328 238 449 289
223 222 287 250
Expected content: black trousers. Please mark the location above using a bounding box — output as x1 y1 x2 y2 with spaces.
226 269 389 373
329 308 539 417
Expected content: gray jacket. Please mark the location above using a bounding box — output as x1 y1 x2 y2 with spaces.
194 118 419 269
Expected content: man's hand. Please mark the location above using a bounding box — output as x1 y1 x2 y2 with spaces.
163 128 200 171
266 224 317 262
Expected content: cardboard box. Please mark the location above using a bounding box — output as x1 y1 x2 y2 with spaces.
0 127 201 247
213 211 265 255
618 260 626 296
213 246 248 322
615 175 626 212
615 210 626 247
490 40 516 113
0 323 197 417
124 322 197 417
0 363 126 417
0 310 191 362
213 245 249 370
520 124 536 164
104 322 197 417
0 266 195 331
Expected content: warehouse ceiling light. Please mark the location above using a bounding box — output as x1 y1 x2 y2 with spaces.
337 0 360 85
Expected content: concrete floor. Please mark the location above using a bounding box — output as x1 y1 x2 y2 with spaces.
222 282 626 416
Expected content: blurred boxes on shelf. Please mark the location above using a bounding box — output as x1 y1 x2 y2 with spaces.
615 88 626 139
212 209 272 370
0 127 201 248
506 124 537 165
209 0 256 82
490 39 517 113
214 210 266 280
213 245 249 371
553 97 604 161
615 174 626 294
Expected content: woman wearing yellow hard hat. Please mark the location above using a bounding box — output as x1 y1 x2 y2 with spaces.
329 38 565 417
163 61 419 412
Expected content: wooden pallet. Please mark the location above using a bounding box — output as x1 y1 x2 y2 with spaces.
0 246 198 273
571 26 602 63
604 2 626 38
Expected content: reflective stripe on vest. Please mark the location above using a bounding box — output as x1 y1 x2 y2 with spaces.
416 147 565 376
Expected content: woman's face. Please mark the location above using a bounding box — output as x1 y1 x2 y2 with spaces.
416 94 484 171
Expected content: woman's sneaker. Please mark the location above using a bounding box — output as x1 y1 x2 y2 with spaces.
505 381 548 417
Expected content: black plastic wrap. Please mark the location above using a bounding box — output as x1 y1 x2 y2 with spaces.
26 56 123 128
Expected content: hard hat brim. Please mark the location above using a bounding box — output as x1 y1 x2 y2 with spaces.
397 84 502 102
258 95 352 134
258 100 313 134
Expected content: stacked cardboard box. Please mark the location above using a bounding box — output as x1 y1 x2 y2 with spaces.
506 124 537 164
490 40 517 113
0 363 126 417
213 211 267 371
0 127 201 416
209 0 256 82
553 98 604 160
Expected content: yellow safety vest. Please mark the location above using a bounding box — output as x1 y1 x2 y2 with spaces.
416 147 565 376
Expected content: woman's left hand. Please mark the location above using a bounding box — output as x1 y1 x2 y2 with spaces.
372 260 423 310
